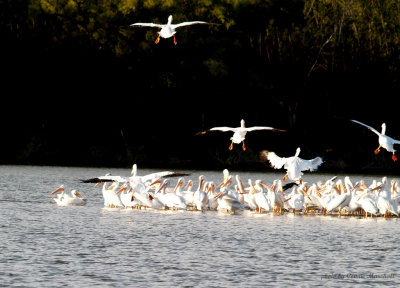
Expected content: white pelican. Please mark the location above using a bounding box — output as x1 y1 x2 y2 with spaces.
207 181 219 210
259 147 323 182
117 183 138 208
326 181 358 215
357 188 379 217
50 185 87 206
193 175 208 211
377 190 399 217
286 185 306 214
351 120 400 161
154 180 187 210
197 119 285 151
249 179 272 213
128 15 213 45
98 182 124 208
214 176 244 214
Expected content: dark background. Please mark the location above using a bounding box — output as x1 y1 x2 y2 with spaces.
1 0 400 174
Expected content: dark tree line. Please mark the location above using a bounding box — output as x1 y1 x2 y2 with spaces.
1 0 400 173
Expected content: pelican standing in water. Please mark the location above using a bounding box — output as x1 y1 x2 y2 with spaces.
259 147 323 183
197 119 285 151
50 185 87 206
128 15 214 45
351 120 400 161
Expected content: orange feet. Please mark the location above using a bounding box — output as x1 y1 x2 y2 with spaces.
229 142 233 150
242 141 246 151
374 146 381 154
173 35 177 45
392 153 397 162
155 35 160 44
283 174 287 181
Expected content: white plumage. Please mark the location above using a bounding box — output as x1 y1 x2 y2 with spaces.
260 147 323 182
198 119 285 151
351 120 400 161
129 15 213 45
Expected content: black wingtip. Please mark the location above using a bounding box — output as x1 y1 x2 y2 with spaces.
80 178 113 183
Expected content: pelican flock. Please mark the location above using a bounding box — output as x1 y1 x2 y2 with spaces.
48 116 400 220
58 164 400 218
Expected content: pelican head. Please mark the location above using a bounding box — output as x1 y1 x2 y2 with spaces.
131 164 137 176
223 169 230 181
167 15 173 24
381 123 386 135
295 147 301 157
240 119 246 128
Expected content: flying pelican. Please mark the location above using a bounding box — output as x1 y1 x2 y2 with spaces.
259 147 323 183
50 185 87 206
197 119 286 151
351 120 400 161
128 15 214 45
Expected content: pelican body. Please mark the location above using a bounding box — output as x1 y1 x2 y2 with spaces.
351 120 400 161
129 15 211 45
260 147 323 182
50 185 87 206
198 119 285 151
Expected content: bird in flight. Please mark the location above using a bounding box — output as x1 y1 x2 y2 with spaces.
259 147 323 183
351 119 400 161
196 119 286 151
128 15 215 45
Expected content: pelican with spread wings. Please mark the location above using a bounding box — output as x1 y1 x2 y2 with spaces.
128 15 215 45
196 119 285 151
259 147 323 183
351 119 400 161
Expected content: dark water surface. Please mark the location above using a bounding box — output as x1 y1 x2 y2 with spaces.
1 165 399 287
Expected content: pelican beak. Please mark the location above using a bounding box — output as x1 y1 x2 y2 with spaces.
216 181 224 189
214 191 224 199
260 182 271 190
173 180 182 193
149 179 161 187
75 192 85 199
50 186 64 195
117 186 127 194
94 182 102 188
155 181 167 194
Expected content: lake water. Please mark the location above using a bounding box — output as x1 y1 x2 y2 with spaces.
1 165 399 287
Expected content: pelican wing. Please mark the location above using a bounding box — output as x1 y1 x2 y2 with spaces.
259 150 288 169
297 157 323 172
245 126 286 132
140 171 190 183
351 120 381 136
80 175 128 183
129 23 164 28
209 126 237 132
195 127 237 135
173 21 210 28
